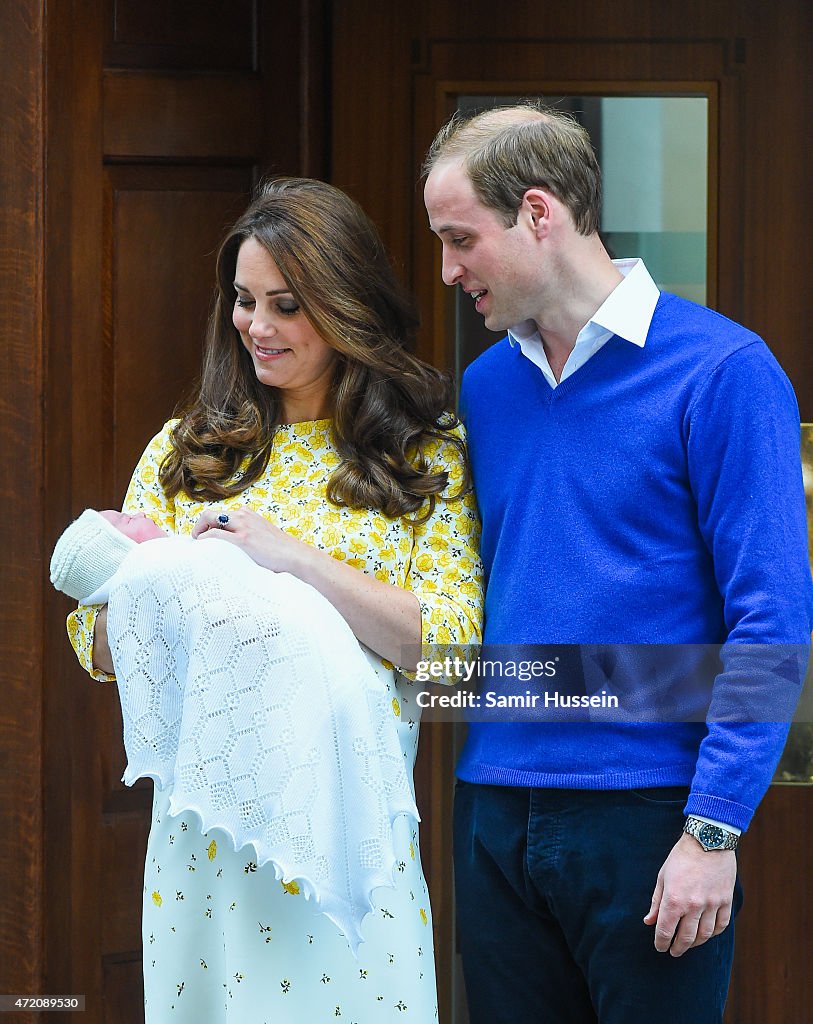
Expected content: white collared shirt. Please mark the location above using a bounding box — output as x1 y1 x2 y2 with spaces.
507 258 660 388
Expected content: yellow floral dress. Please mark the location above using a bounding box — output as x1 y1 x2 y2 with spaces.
68 418 483 1023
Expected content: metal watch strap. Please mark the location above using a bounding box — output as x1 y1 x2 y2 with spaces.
683 815 739 851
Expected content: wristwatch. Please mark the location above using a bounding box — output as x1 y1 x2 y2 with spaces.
683 816 739 852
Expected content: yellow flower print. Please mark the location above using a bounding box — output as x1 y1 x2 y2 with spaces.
381 658 394 670
143 492 165 514
281 880 300 896
374 568 390 583
141 465 156 485
415 553 434 573
349 539 367 555
409 841 415 860
435 625 453 644
419 908 428 925
392 697 401 718
346 557 366 569
331 549 346 561
207 840 217 861
152 891 163 907
323 527 341 547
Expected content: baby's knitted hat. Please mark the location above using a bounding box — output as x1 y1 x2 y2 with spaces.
50 509 137 601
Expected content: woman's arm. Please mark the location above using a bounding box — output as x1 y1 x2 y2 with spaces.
92 605 114 674
192 429 484 670
193 509 423 668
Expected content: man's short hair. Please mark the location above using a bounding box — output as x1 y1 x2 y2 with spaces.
423 103 602 236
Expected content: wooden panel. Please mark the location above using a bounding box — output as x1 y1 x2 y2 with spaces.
103 73 263 160
741 0 813 408
101 812 152 953
102 954 144 1024
101 682 152 817
106 0 256 70
331 4 417 269
0 0 45 1017
105 167 251 501
727 786 813 1024
43 2 111 1018
422 0 746 41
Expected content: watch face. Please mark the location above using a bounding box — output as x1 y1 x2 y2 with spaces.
697 823 726 849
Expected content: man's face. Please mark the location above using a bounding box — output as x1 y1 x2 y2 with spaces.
424 159 538 332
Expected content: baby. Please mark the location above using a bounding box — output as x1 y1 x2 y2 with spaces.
50 509 418 949
51 508 169 602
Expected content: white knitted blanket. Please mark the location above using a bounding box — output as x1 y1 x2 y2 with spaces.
102 536 418 952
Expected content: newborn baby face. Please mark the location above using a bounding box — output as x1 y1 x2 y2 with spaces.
101 509 167 543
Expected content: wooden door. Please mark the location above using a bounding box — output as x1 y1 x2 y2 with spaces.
19 3 328 1022
331 2 813 1021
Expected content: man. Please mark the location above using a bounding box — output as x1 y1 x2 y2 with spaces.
423 104 812 1023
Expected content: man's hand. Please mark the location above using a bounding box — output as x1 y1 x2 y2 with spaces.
644 832 736 956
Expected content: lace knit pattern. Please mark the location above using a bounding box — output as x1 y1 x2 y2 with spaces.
107 536 419 952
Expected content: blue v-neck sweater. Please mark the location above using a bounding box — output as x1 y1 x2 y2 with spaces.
458 292 813 830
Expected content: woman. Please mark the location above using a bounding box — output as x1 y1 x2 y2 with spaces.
67 177 483 1021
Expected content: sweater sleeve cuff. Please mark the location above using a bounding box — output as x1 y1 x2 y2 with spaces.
684 793 754 833
689 813 742 836
66 605 116 683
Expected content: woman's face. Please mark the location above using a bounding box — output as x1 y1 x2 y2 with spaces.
100 510 166 542
231 237 338 422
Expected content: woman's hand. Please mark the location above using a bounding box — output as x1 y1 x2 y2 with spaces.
191 507 422 669
192 508 310 575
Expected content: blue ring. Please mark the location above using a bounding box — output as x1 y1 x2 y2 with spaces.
217 513 230 527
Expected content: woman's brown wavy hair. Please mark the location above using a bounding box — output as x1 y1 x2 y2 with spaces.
159 177 467 521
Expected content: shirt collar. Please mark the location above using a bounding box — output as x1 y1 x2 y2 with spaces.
508 258 660 350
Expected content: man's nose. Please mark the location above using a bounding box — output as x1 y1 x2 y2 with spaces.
441 248 463 286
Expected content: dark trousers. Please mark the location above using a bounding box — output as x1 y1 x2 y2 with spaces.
454 782 742 1024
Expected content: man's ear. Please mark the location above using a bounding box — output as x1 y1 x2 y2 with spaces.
521 188 554 236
